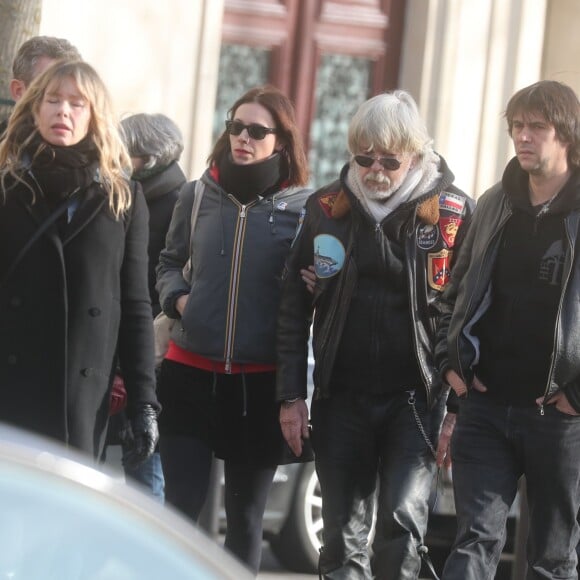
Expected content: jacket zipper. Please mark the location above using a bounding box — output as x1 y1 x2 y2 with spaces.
224 198 256 373
538 215 576 415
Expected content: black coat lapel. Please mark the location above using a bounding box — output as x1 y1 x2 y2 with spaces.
63 184 108 245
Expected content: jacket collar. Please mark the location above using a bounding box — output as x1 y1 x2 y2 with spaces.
502 156 580 215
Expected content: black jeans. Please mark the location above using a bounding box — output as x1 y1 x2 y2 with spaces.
311 388 444 580
443 391 580 580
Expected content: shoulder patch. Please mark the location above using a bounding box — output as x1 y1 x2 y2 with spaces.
417 223 439 250
318 192 340 218
428 249 453 291
439 216 462 247
439 191 466 215
314 234 345 278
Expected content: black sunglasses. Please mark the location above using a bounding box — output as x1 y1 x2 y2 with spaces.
354 155 401 171
225 119 277 140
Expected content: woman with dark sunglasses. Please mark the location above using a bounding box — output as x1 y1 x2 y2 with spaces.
155 85 311 574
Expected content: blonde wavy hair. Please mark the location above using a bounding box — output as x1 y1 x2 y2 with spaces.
0 60 132 217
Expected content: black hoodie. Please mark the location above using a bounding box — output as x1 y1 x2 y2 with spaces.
473 157 580 405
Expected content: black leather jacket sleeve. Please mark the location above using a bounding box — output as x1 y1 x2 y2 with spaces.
276 208 315 403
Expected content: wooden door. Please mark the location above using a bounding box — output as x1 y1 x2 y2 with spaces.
216 0 405 188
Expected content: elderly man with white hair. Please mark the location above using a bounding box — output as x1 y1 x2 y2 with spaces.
276 90 473 580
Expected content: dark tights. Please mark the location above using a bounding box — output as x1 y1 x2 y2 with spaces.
160 434 213 521
224 462 276 574
160 433 275 574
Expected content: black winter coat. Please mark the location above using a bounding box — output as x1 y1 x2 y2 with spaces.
140 161 185 316
0 178 159 457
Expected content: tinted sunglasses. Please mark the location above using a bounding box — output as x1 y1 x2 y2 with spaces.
225 119 277 140
354 155 401 171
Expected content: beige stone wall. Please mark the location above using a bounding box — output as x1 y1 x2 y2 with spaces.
400 0 549 199
36 0 580 194
542 0 580 94
39 0 224 178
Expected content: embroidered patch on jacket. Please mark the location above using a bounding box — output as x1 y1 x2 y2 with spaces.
318 192 339 218
314 234 345 278
291 207 307 247
428 249 453 291
439 192 466 215
417 224 439 250
277 201 288 210
439 216 462 247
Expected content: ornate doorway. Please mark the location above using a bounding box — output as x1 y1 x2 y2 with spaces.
215 0 405 188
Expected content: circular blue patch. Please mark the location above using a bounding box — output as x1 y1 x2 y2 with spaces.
314 234 345 278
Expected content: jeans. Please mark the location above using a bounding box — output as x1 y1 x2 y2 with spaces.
311 388 444 580
123 449 165 504
443 391 580 580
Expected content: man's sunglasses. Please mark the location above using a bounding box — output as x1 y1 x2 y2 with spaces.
354 155 401 171
225 120 277 140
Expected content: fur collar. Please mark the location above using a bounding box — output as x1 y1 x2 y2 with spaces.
330 188 440 225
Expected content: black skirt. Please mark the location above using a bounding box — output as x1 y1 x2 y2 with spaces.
157 359 288 467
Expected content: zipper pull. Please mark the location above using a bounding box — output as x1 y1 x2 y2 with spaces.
240 205 247 218
539 403 545 416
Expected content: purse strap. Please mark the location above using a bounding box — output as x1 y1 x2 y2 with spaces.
1 188 80 288
182 179 204 283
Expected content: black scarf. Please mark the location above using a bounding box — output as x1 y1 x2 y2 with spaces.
218 151 288 204
25 134 100 210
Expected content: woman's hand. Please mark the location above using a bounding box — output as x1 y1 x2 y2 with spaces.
300 265 317 294
175 294 189 316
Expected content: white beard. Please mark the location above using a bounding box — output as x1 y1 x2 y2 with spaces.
346 157 439 223
348 165 411 203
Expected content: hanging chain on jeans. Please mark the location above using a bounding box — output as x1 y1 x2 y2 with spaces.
406 389 442 580
406 389 437 459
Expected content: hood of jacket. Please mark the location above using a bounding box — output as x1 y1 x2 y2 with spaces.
502 155 580 215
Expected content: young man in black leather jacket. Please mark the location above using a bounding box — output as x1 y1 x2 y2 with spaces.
435 80 580 580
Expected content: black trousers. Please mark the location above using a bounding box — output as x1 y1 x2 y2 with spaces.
311 388 444 580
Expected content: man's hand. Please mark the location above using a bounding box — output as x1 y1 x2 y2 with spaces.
445 369 468 397
436 412 456 468
536 391 580 416
472 375 488 392
300 265 317 294
280 399 309 457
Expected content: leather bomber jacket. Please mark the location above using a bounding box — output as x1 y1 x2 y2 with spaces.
276 160 474 408
434 181 580 411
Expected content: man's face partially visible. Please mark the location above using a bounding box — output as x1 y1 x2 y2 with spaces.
511 111 570 178
10 56 58 102
353 150 416 202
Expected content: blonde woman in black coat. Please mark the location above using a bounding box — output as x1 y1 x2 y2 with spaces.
0 60 159 462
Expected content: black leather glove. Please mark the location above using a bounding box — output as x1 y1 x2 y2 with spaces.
122 403 159 468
